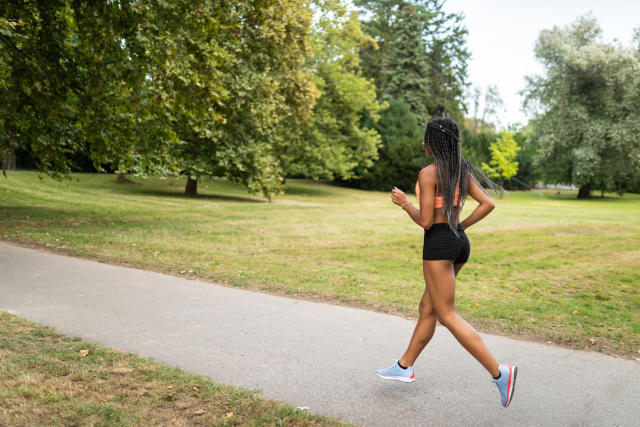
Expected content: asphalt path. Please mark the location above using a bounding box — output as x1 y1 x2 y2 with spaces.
1 241 638 426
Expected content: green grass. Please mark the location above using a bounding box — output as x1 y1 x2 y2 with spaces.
1 171 639 358
0 311 346 426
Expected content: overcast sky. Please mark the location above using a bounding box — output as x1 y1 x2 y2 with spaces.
441 0 639 128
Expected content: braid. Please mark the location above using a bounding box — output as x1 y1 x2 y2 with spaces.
424 118 506 238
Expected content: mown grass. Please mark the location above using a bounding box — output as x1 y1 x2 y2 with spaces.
0 311 347 426
1 171 639 358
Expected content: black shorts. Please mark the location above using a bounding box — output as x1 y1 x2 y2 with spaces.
423 223 470 263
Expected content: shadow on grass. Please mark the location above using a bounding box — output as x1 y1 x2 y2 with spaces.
106 184 267 203
0 205 160 228
527 189 638 202
285 178 348 197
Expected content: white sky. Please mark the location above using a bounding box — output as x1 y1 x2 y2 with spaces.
441 0 640 129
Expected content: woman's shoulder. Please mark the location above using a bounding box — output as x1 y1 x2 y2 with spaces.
418 164 436 177
417 165 436 187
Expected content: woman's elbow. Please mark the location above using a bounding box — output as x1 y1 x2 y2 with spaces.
421 218 433 229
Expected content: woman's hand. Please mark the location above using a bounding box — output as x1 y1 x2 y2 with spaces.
391 187 408 207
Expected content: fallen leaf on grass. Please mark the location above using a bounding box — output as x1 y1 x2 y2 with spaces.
297 406 309 411
225 412 234 418
589 338 596 345
79 349 90 357
193 409 207 416
572 311 578 315
531 318 537 323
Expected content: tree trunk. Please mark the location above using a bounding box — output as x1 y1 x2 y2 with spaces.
280 149 288 186
115 172 128 184
185 175 197 197
2 149 16 170
577 183 591 199
601 189 604 198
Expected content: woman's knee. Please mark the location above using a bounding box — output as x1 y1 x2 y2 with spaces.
436 310 457 327
419 298 435 317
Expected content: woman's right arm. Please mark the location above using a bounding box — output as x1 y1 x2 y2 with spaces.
460 175 495 230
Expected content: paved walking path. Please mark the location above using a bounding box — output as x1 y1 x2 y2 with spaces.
1 241 638 426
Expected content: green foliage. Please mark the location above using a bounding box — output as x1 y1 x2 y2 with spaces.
285 0 384 182
0 1 320 200
522 14 640 197
344 0 470 191
210 1 318 199
0 1 178 180
481 131 521 181
343 99 424 191
460 124 494 166
1 1 85 178
379 4 431 122
355 0 470 123
504 126 540 190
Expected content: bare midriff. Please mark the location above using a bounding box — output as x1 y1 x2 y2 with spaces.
433 204 461 224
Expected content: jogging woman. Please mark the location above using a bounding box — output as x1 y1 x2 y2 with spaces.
376 117 518 408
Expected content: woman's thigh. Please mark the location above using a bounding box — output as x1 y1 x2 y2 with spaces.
422 260 457 314
421 261 464 311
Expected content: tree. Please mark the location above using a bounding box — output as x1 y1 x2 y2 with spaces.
0 1 178 181
460 122 494 166
283 0 384 182
1 1 87 179
522 14 640 198
467 84 505 133
210 1 318 199
354 0 470 123
481 131 520 182
1 1 317 201
344 0 469 191
380 4 431 122
341 98 423 191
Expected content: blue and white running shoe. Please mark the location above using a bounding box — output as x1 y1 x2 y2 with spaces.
492 364 517 407
376 359 415 382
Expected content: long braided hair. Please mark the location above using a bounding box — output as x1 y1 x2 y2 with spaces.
424 117 506 238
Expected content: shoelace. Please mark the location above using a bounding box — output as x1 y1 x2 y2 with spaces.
383 360 403 374
383 363 397 374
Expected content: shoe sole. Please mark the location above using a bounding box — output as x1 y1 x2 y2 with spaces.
376 373 415 383
505 366 518 407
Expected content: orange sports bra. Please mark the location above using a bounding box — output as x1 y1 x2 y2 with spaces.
434 187 460 208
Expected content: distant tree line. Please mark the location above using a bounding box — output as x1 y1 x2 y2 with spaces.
1 3 638 199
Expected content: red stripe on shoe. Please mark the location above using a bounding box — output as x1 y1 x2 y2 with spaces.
506 366 513 406
410 371 415 379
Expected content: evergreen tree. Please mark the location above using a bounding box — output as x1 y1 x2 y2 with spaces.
381 4 431 123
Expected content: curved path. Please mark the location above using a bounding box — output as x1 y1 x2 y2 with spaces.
1 241 638 426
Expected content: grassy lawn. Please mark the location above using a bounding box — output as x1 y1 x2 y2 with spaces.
1 171 639 359
0 311 345 426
